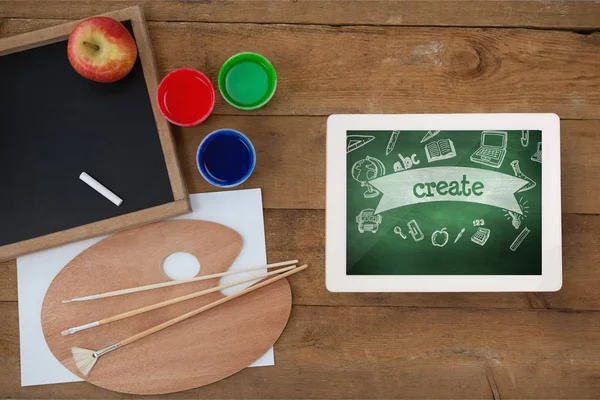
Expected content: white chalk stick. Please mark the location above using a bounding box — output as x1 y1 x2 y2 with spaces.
79 172 123 206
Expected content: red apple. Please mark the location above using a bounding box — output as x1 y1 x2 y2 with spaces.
67 17 137 83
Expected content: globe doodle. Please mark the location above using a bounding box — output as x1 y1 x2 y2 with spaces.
351 156 386 198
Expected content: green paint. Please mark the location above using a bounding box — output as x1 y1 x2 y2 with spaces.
225 62 268 105
346 130 542 276
218 52 277 110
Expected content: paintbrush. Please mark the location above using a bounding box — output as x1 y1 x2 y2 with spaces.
62 264 297 335
62 259 298 302
72 264 307 377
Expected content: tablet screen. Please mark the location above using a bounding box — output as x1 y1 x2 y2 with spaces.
346 129 542 275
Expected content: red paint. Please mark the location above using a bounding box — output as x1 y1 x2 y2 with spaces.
157 68 215 127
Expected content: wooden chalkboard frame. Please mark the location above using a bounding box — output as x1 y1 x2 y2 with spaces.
0 6 190 261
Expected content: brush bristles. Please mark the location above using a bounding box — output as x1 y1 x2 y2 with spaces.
72 347 98 377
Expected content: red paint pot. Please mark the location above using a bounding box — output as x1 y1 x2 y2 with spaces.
157 68 216 127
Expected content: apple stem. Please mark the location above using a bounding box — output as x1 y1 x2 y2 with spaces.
83 41 100 51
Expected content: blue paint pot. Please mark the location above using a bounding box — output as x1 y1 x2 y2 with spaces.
196 129 256 188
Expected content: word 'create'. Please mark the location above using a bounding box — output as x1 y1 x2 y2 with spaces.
413 175 484 198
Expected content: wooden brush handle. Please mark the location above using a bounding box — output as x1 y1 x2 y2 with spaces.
65 259 298 302
118 265 307 347
101 265 296 324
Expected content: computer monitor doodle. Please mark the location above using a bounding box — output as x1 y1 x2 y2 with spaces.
483 132 506 147
470 130 508 169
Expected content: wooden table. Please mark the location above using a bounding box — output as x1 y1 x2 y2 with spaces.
1 1 600 398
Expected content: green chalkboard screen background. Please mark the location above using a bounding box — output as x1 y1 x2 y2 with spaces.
346 130 542 275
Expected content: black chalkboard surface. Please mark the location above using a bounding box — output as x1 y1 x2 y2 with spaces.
0 9 189 259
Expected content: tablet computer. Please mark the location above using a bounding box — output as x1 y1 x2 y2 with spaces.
326 114 561 292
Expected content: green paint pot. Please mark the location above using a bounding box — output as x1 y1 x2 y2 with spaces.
218 52 277 110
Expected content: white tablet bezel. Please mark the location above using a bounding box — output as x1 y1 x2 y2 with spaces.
326 113 562 292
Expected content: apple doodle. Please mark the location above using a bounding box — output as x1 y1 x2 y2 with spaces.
431 228 449 247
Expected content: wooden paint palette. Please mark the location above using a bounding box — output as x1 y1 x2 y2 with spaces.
41 220 292 395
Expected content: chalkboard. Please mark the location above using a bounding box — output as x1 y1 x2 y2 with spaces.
0 7 189 260
346 129 542 275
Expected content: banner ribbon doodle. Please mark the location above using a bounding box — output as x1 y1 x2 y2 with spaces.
369 167 528 215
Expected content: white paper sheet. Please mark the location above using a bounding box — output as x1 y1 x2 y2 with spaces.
17 189 273 387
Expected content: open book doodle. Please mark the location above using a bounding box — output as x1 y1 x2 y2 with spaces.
425 138 456 162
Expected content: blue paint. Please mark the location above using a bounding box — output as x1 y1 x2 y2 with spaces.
196 129 256 188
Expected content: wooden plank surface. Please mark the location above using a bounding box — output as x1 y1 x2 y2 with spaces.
0 260 16 302
3 302 600 398
2 1 600 399
1 19 600 119
1 1 600 29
